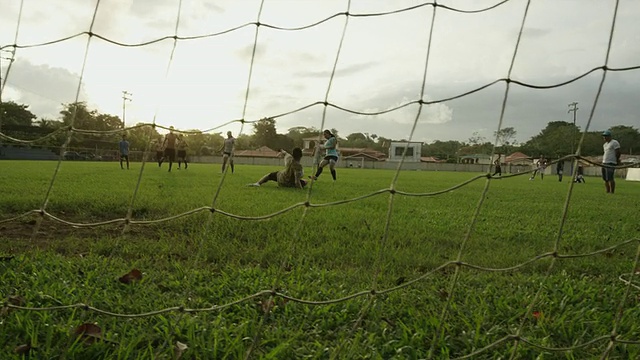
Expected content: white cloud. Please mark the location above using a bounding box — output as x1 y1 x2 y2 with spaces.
1 0 639 142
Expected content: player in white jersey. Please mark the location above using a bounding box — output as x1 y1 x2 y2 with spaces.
220 131 235 173
601 129 621 194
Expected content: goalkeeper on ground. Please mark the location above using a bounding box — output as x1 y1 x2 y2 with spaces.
247 148 307 189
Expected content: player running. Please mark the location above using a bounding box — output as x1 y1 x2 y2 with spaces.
309 129 338 182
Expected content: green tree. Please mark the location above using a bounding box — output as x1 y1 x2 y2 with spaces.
235 133 255 150
374 137 392 155
343 132 374 148
287 126 319 148
422 140 463 159
125 123 160 151
609 125 640 154
0 101 36 126
574 131 603 157
521 121 579 157
253 117 278 148
493 127 517 155
468 131 486 146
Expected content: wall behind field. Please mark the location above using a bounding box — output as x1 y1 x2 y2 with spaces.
190 156 630 178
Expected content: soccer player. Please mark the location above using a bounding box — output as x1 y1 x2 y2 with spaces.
529 156 546 180
574 165 586 183
247 147 307 189
556 158 565 182
177 134 188 170
492 155 502 177
154 135 164 167
309 129 338 182
601 129 621 194
220 131 235 173
119 134 130 170
163 126 179 172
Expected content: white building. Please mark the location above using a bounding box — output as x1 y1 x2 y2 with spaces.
388 141 422 162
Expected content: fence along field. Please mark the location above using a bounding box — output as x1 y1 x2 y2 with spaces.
2 0 640 359
0 160 639 358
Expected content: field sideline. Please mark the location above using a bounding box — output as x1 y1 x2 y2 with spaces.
1 160 639 359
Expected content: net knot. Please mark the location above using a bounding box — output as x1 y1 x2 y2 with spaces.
256 21 261 27
304 201 310 207
82 304 90 311
389 189 396 195
370 289 376 296
178 305 185 312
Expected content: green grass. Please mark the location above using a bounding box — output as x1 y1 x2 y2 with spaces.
1 160 639 359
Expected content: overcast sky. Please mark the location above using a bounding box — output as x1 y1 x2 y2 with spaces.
1 0 638 144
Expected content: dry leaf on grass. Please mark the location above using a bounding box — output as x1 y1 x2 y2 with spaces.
260 299 275 314
71 323 103 345
8 295 26 306
119 269 143 284
14 344 31 354
174 341 188 359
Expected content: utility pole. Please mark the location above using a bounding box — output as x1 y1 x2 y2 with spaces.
568 101 579 178
121 90 132 129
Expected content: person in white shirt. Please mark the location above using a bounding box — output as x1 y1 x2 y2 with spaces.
220 131 236 174
601 129 621 194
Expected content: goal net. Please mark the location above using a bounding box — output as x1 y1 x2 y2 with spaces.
1 1 639 358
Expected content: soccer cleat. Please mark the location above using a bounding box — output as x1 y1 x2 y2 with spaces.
309 175 317 180
247 183 260 187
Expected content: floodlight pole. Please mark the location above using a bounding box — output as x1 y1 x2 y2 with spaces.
121 90 132 129
568 101 579 178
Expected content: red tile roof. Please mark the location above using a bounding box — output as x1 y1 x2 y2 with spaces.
235 146 279 158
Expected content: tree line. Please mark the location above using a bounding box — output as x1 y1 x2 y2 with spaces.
1 100 639 159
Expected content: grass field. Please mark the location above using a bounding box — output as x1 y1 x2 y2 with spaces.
1 160 639 359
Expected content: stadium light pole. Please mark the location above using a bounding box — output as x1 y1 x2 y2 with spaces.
568 101 579 178
121 90 132 129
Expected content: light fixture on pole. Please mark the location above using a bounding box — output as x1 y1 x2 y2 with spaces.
121 91 132 129
568 101 579 177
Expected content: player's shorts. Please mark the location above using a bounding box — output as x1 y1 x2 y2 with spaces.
120 154 129 160
266 171 278 182
177 150 186 158
223 151 232 157
601 163 616 181
164 148 176 161
156 151 163 159
323 155 338 163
